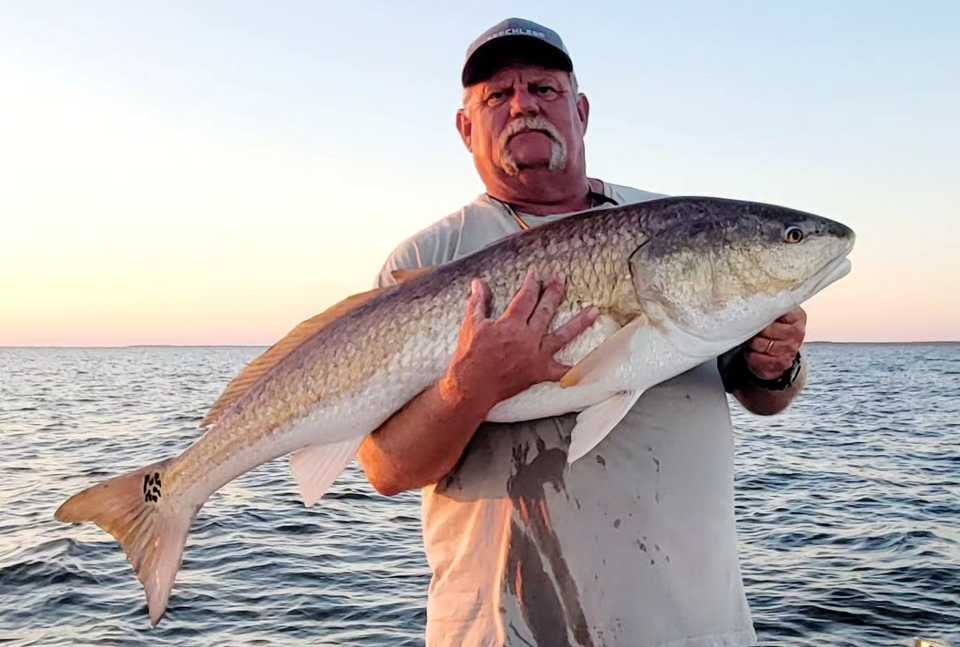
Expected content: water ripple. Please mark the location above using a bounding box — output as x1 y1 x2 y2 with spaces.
1 344 958 646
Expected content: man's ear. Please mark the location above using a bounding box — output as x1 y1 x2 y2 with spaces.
456 109 473 152
576 93 590 135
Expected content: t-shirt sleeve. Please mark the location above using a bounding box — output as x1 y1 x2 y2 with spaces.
374 237 427 288
613 186 668 205
373 211 465 288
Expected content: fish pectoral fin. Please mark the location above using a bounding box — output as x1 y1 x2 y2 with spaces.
567 390 645 463
290 436 365 507
560 317 645 388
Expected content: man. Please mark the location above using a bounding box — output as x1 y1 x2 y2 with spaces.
358 18 806 647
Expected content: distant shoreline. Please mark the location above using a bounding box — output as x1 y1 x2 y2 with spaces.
2 341 958 349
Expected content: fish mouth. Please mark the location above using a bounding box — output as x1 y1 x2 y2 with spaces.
806 255 852 298
802 223 855 297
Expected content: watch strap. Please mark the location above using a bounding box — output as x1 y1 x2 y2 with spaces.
720 346 802 393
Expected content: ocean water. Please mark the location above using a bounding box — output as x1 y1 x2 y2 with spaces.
0 344 957 646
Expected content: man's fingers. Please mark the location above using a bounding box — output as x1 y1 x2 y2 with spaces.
528 274 566 332
467 279 491 321
544 360 573 383
745 351 793 379
755 321 802 342
749 336 774 355
749 335 801 357
502 268 541 322
777 308 806 325
543 306 599 353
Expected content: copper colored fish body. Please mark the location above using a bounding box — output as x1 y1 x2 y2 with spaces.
55 196 855 625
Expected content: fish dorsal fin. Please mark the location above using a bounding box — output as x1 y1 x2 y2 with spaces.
200 288 389 428
390 266 435 283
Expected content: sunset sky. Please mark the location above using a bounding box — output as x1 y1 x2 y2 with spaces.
2 2 958 346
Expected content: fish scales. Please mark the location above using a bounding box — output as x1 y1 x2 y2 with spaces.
169 206 646 496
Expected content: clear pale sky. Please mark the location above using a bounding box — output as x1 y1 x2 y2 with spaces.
2 2 957 346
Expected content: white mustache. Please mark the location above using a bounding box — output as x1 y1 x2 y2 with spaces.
497 117 568 175
498 116 564 148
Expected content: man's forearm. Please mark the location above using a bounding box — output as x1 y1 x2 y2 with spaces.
357 376 492 496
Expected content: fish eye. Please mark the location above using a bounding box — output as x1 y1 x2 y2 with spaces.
784 226 804 244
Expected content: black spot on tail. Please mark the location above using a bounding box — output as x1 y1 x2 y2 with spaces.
144 472 163 503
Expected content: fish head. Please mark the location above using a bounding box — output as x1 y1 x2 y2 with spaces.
629 197 855 345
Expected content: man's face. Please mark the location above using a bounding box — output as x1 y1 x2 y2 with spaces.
457 64 589 183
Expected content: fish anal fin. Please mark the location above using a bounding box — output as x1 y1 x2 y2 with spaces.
390 266 435 283
54 458 194 626
567 390 645 463
201 288 390 428
560 317 645 388
290 437 364 507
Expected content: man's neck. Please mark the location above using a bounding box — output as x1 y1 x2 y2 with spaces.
486 176 601 216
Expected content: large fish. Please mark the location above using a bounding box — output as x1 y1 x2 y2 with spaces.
55 196 854 624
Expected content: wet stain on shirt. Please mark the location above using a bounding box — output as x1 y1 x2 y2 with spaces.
505 437 595 647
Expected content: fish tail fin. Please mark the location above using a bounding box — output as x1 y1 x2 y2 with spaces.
54 458 196 625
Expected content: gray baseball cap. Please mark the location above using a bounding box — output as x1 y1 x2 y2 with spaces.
461 17 573 87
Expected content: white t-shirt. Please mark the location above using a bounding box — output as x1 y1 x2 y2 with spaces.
376 182 758 647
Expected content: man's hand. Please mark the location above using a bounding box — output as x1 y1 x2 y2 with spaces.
441 269 599 410
744 307 806 379
358 268 598 495
733 307 807 416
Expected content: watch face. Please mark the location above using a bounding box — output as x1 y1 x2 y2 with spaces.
779 354 802 389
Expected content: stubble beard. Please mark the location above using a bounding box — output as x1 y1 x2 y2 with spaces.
496 116 568 177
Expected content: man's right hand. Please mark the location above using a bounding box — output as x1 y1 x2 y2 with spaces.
357 268 598 496
440 269 599 412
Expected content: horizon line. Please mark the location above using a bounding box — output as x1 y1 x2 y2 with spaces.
2 340 959 350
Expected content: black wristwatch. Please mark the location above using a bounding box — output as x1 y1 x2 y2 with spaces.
720 347 803 393
744 351 802 391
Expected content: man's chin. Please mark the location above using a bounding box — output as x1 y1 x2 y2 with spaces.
499 159 565 177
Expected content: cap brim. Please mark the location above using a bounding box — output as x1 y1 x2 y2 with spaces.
462 36 573 86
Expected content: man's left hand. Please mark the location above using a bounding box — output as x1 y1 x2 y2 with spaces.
745 307 806 379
